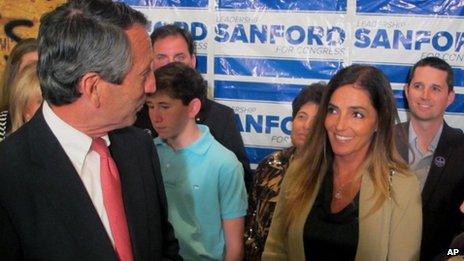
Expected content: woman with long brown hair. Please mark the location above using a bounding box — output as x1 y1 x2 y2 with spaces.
263 64 422 260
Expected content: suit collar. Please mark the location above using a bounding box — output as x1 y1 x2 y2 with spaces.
29 110 153 259
28 109 117 258
108 129 150 260
421 122 458 204
396 121 457 204
395 122 409 162
408 121 443 157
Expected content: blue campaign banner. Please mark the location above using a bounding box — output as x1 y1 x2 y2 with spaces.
129 0 464 155
215 80 304 102
446 93 464 113
215 56 343 79
365 62 464 87
393 89 407 110
369 63 410 84
245 146 282 165
217 0 347 12
119 0 207 7
356 0 464 16
197 55 207 74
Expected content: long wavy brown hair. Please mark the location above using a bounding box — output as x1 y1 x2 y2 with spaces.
282 64 409 227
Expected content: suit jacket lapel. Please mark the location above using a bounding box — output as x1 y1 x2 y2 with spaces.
109 130 149 260
395 122 410 163
29 110 116 258
422 123 455 205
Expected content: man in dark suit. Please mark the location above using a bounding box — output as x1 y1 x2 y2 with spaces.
134 24 253 192
0 0 180 260
395 56 464 260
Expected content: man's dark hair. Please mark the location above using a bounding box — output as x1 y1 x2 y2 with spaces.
407 56 454 91
153 62 206 105
38 0 148 105
292 82 325 118
150 24 195 56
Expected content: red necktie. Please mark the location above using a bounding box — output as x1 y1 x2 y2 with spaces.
91 138 134 261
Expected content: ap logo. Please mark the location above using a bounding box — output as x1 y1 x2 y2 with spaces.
447 248 460 256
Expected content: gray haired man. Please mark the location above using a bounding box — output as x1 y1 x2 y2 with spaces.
0 0 180 259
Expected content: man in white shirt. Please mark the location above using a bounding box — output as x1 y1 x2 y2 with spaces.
0 0 180 260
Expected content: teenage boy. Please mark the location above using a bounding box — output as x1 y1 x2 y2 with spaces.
146 62 248 260
134 24 253 193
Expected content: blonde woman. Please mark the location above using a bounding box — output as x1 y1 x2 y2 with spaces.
263 65 422 260
8 62 42 134
0 38 38 140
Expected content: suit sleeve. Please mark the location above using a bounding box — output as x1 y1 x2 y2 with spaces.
149 138 182 261
388 174 422 261
220 109 253 193
0 202 21 259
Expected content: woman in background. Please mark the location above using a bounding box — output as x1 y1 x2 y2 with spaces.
8 62 42 134
245 82 325 260
263 64 422 260
0 38 38 141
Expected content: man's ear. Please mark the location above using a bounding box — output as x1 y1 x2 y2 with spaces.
191 54 197 69
447 90 456 107
80 72 102 107
404 83 409 100
188 98 201 118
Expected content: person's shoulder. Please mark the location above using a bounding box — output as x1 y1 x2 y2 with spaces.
443 121 464 138
111 126 154 150
205 135 242 173
391 168 421 199
393 121 409 133
209 136 239 161
439 122 464 152
256 147 294 171
206 99 234 115
0 123 33 179
112 125 152 140
0 120 30 151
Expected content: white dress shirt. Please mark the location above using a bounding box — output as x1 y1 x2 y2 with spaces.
42 103 114 244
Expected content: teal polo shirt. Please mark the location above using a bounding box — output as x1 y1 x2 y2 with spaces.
154 125 248 260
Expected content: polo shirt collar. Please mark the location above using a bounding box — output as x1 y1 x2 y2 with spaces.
154 124 212 155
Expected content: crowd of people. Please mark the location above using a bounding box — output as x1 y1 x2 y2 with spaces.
0 0 462 260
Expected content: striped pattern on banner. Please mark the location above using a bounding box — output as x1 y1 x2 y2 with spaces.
197 55 207 74
356 0 464 16
245 146 282 165
122 0 208 7
217 0 347 11
214 56 343 79
214 80 304 102
359 62 464 87
214 80 464 113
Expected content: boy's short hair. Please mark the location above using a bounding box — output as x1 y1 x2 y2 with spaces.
153 62 206 105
